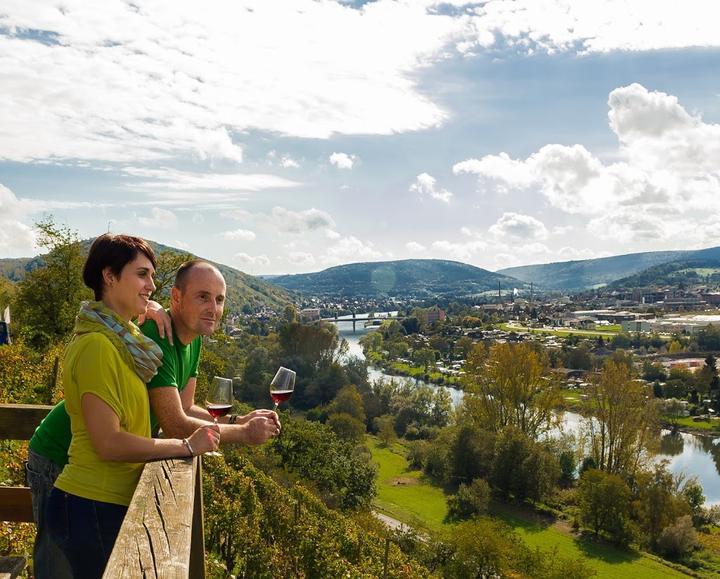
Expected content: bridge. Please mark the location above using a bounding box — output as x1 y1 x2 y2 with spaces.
321 313 405 332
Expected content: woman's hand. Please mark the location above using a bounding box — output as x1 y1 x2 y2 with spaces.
137 300 173 345
187 423 221 455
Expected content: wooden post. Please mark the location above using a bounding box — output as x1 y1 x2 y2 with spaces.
103 457 200 578
47 356 60 403
189 457 206 579
382 536 390 579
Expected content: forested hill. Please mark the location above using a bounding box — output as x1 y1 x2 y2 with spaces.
267 259 523 298
0 239 290 311
498 249 690 291
609 246 720 289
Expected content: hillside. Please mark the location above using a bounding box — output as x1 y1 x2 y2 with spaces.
498 250 690 291
268 259 523 298
609 246 720 289
0 239 289 312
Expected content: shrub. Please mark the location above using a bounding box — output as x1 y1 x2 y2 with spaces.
656 516 698 559
447 478 491 520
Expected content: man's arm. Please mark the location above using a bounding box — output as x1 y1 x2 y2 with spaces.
149 383 280 445
181 378 280 428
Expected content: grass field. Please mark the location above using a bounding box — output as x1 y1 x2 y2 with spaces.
498 323 624 339
671 416 720 432
368 436 693 578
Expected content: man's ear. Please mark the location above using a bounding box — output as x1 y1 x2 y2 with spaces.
170 286 181 307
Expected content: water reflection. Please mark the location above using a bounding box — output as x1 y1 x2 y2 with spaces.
660 432 684 457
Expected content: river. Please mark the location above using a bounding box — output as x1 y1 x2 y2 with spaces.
336 315 720 505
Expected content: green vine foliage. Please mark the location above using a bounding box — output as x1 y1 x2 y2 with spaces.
203 451 430 578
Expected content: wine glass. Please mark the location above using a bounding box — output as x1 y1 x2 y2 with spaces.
270 367 296 410
205 376 232 456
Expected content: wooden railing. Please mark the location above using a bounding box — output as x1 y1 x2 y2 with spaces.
0 404 205 579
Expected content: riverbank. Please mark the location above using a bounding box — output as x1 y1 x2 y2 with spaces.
367 435 696 578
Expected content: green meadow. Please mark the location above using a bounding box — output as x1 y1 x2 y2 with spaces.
369 436 693 578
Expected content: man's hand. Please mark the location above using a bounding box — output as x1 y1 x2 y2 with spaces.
237 409 281 429
138 300 173 345
241 416 281 445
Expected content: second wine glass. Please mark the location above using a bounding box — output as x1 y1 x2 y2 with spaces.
205 376 233 456
270 367 296 410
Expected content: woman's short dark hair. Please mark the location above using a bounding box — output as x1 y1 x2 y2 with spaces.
83 233 157 300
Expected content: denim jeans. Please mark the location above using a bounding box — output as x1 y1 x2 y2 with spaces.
25 449 72 579
46 488 128 579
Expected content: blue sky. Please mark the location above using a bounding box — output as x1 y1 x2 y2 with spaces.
1 1 720 274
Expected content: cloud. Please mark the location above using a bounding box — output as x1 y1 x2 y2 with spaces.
454 85 720 248
410 172 453 203
405 241 426 252
322 236 382 265
460 0 720 54
489 212 548 240
137 207 178 229
0 184 36 254
280 156 300 168
271 207 336 233
288 251 316 266
220 228 256 241
0 1 461 163
430 240 487 262
124 167 300 192
234 252 270 269
329 152 357 170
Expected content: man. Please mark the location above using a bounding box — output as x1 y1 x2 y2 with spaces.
27 258 280 578
142 259 280 443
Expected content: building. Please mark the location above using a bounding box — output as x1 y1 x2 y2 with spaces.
427 306 446 324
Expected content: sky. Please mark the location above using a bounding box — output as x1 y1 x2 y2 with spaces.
1 0 720 275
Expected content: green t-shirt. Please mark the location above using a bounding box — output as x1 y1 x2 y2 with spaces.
28 314 201 466
141 318 201 433
28 400 72 467
54 333 151 506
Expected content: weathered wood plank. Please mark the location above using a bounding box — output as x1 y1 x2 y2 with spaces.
0 487 33 523
0 404 53 440
0 555 26 579
103 457 198 578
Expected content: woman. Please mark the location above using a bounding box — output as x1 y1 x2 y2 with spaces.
46 233 220 578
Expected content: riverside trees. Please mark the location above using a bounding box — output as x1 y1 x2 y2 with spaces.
462 342 561 439
583 359 659 475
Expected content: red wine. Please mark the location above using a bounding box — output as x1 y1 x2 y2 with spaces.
207 403 232 419
270 390 293 405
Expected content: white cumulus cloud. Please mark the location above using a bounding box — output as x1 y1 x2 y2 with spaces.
410 172 453 203
322 236 382 265
329 152 357 170
489 212 548 240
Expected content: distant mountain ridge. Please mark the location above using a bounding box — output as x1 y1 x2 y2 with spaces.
268 259 523 298
498 250 692 291
0 239 289 311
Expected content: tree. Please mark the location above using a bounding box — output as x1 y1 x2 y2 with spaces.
634 463 691 549
584 360 658 475
327 412 365 442
374 415 397 447
151 249 193 304
447 478 491 520
577 469 634 545
329 385 366 423
13 217 91 346
463 342 561 439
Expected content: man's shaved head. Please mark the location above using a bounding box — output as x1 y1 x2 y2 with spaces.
173 259 222 292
